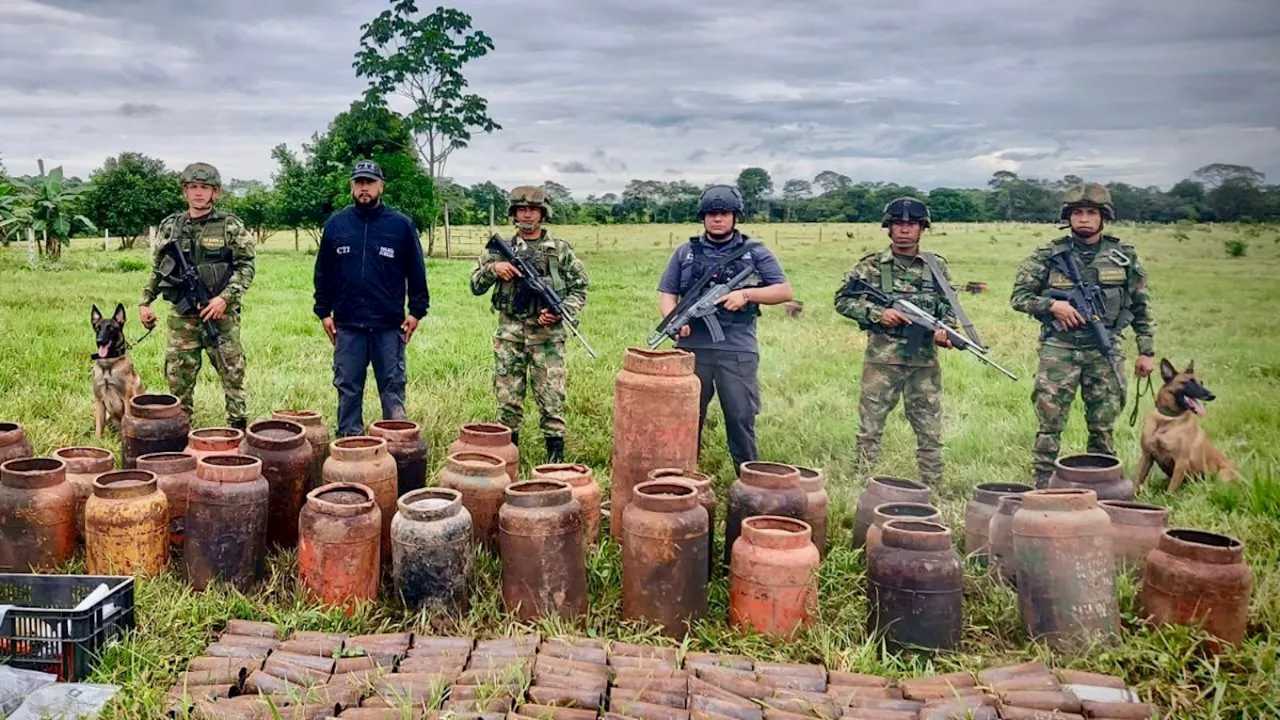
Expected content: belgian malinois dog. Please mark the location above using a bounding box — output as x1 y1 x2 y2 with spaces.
1134 359 1240 494
91 304 144 437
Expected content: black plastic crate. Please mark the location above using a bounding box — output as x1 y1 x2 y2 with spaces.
0 573 135 681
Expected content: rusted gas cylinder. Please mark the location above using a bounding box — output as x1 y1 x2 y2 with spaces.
1013 489 1118 652
865 502 942 551
1100 500 1171 574
392 487 474 613
1049 453 1133 501
724 462 807 567
965 482 1033 562
137 452 196 547
298 483 381 612
988 496 1023 585
121 394 190 468
242 419 311 549
323 437 398 565
853 475 932 548
85 469 169 576
437 451 510 553
0 422 34 465
184 427 245 464
53 446 114 539
796 467 829 558
533 463 602 547
499 480 586 621
728 515 820 637
1140 529 1252 648
186 455 270 591
622 479 709 636
609 349 701 543
649 467 716 577
449 423 519 483
867 520 963 651
369 420 429 498
271 410 329 492
0 458 76 572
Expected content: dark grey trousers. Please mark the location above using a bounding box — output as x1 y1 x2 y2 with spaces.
691 348 761 471
334 327 406 437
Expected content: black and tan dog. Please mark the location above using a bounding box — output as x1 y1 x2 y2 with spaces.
91 304 144 437
1134 358 1240 493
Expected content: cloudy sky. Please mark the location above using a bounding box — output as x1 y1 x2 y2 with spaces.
2 0 1278 195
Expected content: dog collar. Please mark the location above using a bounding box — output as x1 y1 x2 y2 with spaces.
1157 406 1183 418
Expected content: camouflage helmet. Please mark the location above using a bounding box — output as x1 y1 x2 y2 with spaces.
881 196 931 228
179 162 221 188
697 185 745 219
508 185 552 218
1060 183 1115 221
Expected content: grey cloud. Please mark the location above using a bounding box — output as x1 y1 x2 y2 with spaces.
118 102 163 117
553 161 594 174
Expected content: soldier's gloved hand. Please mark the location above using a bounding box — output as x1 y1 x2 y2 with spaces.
199 296 228 322
880 308 911 328
1049 300 1085 330
493 262 522 282
1135 355 1155 378
933 328 953 348
138 304 157 330
538 309 560 327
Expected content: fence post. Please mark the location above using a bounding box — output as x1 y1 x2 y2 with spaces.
104 229 110 251
489 203 495 234
444 203 452 259
818 227 823 243
27 228 36 268
596 229 601 251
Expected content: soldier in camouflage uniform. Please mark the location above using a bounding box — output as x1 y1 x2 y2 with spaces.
1011 183 1156 487
835 197 962 486
139 162 255 429
470 186 589 462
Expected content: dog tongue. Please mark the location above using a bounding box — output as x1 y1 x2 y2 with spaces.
98 345 110 358
1187 397 1206 416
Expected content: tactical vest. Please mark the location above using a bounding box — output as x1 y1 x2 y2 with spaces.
1045 236 1133 338
872 252 944 338
156 213 235 312
679 235 761 328
492 234 568 318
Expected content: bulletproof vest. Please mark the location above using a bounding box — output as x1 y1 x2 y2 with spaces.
156 213 234 313
679 235 761 326
493 233 567 318
874 253 943 338
1046 236 1132 331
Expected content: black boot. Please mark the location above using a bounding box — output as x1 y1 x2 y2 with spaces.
230 418 247 431
1033 471 1051 490
545 436 565 463
510 430 519 448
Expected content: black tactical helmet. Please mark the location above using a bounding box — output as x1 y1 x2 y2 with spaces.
697 185 745 219
881 197 931 228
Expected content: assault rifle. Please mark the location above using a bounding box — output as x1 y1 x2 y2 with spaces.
648 264 755 349
843 279 1018 380
1045 251 1126 394
486 234 596 358
166 229 225 351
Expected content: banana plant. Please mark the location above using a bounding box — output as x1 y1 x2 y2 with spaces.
8 166 96 258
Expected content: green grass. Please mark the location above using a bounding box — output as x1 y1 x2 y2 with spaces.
1 221 1278 718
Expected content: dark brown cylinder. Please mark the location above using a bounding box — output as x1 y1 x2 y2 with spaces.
323 436 397 564
370 419 429 498
438 451 510 552
121 393 190 468
1049 453 1133 501
988 495 1023 586
137 451 196 547
533 463 603 546
242 419 311 549
499 480 586 621
85 469 169 576
964 482 1032 561
796 467 829 558
853 476 931 548
867 520 963 651
186 455 270 591
53 446 114 540
271 409 330 492
184 427 245 464
392 487 474 612
728 515 819 637
1140 529 1252 648
298 482 381 611
622 479 709 635
724 462 806 567
449 422 519 482
649 467 716 578
1099 500 1170 574
0 422 33 465
1014 489 1118 653
610 349 701 543
0 457 76 572
865 502 942 552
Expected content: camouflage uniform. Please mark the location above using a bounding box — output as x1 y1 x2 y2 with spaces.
836 250 956 486
141 166 255 426
470 230 589 441
1011 184 1156 481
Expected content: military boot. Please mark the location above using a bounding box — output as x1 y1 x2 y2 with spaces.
231 418 247 432
1033 471 1051 490
510 431 519 448
545 437 565 464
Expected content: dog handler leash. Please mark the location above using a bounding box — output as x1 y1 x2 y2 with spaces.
1128 373 1154 427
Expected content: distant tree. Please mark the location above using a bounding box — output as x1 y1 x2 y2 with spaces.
354 2 500 179
11 166 96 258
736 167 773 219
926 188 982 222
78 152 184 248
988 170 1019 220
222 183 279 243
1207 177 1266 221
1193 163 1264 190
813 170 852 194
271 144 332 246
0 176 31 246
468 181 507 224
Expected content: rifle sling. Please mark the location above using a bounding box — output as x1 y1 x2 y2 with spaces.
920 252 980 346
654 241 760 333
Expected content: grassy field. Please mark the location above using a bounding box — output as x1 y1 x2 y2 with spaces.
1 220 1278 718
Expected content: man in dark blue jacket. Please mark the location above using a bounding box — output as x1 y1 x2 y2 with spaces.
313 160 429 436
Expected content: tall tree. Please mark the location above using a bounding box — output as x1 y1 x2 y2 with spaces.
926 188 982 222
78 152 184 248
222 183 279 243
354 1 500 179
736 167 773 219
1193 163 1264 190
468 181 507 224
813 170 852 194
781 179 811 221
271 144 332 246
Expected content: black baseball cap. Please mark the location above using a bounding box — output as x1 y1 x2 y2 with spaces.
351 160 384 180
